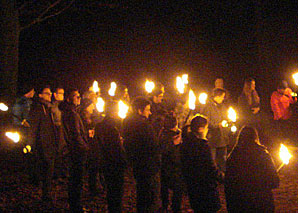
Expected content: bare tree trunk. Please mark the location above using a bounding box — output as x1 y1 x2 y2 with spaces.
0 0 19 104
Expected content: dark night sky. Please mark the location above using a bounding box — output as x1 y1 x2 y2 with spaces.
18 1 298 109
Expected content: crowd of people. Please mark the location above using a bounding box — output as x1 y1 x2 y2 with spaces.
9 77 297 212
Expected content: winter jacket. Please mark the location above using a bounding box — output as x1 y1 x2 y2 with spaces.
202 99 227 148
60 102 89 156
180 130 222 211
225 142 279 212
159 128 182 183
238 90 260 121
28 99 57 163
271 89 296 120
123 113 160 177
149 100 168 138
95 116 126 171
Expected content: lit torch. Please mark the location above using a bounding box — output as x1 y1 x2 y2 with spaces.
91 80 100 94
118 100 129 119
23 145 32 154
227 107 237 122
221 120 228 128
108 82 117 97
277 144 293 172
145 80 155 93
230 125 237 133
96 97 105 113
188 89 196 110
198 93 208 105
5 132 20 143
0 103 8 111
182 74 189 85
176 76 185 94
292 72 298 86
183 89 196 126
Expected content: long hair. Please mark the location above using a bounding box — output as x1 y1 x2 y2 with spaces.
242 78 260 106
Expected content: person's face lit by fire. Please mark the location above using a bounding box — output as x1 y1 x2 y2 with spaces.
214 93 225 104
39 88 52 103
54 88 64 102
69 91 81 106
198 124 209 139
86 103 95 114
251 80 256 91
153 93 164 104
138 104 152 119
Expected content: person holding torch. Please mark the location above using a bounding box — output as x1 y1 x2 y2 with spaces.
202 88 228 172
225 126 279 212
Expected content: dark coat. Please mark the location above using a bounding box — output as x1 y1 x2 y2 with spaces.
12 96 32 126
60 102 89 156
149 100 168 138
180 130 222 212
202 99 227 148
123 113 160 177
28 99 57 163
94 116 126 171
225 143 279 212
159 128 182 184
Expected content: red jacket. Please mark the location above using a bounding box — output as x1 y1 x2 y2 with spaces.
270 88 296 120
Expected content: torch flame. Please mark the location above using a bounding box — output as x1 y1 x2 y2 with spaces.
92 80 100 93
188 89 196 110
182 74 189 85
96 97 105 112
198 93 208 105
26 145 31 152
228 107 237 122
145 80 155 93
176 76 185 94
5 132 20 143
293 72 298 86
279 144 292 165
118 100 129 119
231 125 237 133
221 120 228 128
0 103 8 111
108 82 117 96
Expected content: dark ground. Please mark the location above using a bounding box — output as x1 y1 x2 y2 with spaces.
0 139 298 212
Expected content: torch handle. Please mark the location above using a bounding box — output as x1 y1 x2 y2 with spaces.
276 163 285 173
183 110 192 127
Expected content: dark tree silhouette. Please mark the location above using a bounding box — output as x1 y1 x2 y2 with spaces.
0 0 74 103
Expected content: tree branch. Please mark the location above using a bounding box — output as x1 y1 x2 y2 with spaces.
20 0 75 31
